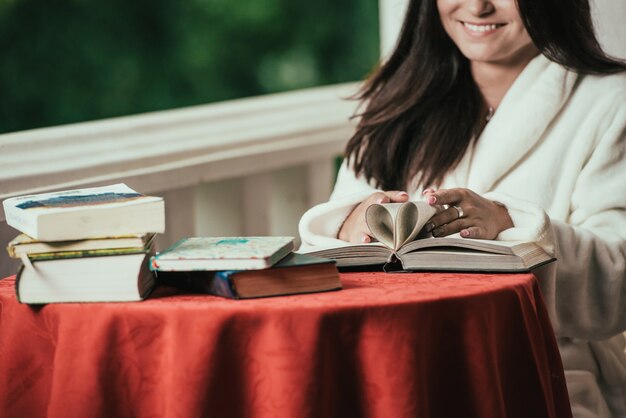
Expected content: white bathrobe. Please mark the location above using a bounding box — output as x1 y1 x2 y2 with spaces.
299 55 626 418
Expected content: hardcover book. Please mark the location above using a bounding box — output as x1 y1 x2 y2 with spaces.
2 184 165 241
156 252 341 299
304 201 554 272
150 236 295 271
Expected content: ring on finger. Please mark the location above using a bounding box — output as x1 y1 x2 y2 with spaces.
453 205 464 218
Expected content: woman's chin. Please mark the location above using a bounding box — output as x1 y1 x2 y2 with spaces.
459 50 503 65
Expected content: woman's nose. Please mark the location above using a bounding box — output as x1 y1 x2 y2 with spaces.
467 0 495 17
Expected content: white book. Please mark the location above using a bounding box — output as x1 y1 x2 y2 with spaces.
3 184 165 241
16 251 155 304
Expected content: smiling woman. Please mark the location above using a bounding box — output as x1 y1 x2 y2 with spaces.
299 0 626 416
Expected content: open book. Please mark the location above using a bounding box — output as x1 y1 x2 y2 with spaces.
303 201 554 272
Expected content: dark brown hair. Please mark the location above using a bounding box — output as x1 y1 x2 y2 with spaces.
345 0 626 190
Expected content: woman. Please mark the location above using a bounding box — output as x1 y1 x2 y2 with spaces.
299 0 626 416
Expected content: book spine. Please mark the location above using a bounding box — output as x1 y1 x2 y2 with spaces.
208 272 239 299
28 247 149 261
14 265 24 304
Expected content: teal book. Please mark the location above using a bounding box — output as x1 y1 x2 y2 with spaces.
156 253 341 299
151 236 295 271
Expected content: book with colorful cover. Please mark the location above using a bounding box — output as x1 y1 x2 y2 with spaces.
2 184 165 241
156 252 342 299
150 236 295 271
7 233 155 260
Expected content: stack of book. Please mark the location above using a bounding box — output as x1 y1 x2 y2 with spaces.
3 184 166 304
151 237 342 299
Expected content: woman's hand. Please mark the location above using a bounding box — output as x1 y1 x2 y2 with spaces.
423 188 513 239
338 191 410 243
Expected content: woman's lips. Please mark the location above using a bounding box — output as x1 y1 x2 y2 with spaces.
461 21 506 36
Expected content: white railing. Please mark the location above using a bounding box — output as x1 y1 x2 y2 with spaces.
0 83 360 278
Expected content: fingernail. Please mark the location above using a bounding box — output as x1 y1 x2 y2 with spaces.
460 229 470 237
376 198 385 204
362 234 371 243
427 196 437 205
398 191 409 197
432 227 443 237
422 189 434 195
424 223 434 232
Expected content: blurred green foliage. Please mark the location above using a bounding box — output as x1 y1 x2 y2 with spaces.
0 0 379 134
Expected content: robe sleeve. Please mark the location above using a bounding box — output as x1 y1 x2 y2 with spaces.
488 104 626 340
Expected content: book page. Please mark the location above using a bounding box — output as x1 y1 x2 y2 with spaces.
398 236 533 255
366 201 438 251
365 203 398 249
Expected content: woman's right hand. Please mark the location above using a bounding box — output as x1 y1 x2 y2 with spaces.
337 191 410 243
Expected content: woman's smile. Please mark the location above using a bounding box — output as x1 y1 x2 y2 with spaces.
438 0 537 66
460 21 506 36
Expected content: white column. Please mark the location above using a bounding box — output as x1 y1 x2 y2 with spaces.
379 0 410 58
195 179 245 237
591 0 626 58
306 159 335 208
242 173 273 236
155 186 197 250
270 166 311 245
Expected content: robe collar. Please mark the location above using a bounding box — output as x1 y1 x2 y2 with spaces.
447 55 579 193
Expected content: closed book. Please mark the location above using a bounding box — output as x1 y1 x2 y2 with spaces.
7 233 155 260
15 250 156 304
151 236 295 271
2 184 165 241
156 253 341 299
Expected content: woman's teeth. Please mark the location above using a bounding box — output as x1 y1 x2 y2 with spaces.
463 23 503 33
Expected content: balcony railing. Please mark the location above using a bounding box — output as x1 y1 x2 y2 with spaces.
0 83 360 277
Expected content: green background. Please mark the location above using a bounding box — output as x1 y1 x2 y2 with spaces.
0 0 379 134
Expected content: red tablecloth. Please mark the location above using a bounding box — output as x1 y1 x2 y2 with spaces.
0 272 571 418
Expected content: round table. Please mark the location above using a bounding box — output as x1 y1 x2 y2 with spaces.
0 272 571 418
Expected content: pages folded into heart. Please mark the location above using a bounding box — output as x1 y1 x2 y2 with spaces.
365 201 439 251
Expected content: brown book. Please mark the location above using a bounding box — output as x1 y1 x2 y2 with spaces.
156 252 342 299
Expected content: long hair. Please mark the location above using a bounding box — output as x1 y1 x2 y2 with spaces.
346 0 626 190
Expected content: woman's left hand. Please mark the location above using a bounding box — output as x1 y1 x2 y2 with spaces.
423 188 513 240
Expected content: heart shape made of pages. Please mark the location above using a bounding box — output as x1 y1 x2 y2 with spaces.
365 202 439 251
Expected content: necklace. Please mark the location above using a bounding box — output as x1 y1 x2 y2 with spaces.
486 106 495 122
